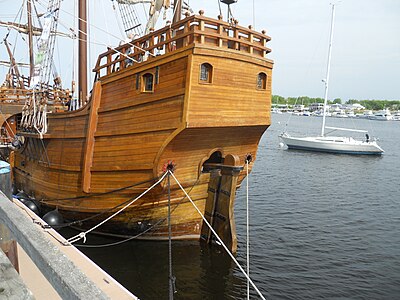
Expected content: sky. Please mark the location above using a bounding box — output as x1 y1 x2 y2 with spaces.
0 0 399 102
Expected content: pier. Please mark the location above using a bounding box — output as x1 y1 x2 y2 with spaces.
0 161 137 299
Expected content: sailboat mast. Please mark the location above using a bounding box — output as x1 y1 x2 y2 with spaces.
321 4 335 137
27 0 34 80
78 0 88 104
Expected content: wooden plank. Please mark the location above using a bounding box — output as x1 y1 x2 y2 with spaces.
82 81 102 193
185 53 272 127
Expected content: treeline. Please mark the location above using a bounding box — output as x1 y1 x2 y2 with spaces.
272 95 400 111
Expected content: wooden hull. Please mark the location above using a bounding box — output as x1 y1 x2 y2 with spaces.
14 125 267 239
10 15 273 251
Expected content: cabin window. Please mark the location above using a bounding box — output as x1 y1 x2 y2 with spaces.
200 63 213 83
257 72 267 90
142 73 154 92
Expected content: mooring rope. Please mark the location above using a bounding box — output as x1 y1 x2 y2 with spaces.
71 176 201 248
167 172 176 299
169 171 266 300
246 159 250 300
39 176 165 230
45 191 151 229
21 176 164 231
65 172 168 245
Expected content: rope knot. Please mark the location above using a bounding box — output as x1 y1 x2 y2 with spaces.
79 232 87 243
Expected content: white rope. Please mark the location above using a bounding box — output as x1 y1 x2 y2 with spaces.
169 171 266 300
101 0 112 46
112 0 126 39
107 46 140 64
252 0 256 29
246 160 250 300
65 171 168 245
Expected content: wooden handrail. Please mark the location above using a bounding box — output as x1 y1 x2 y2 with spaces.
93 14 272 78
0 87 71 105
0 88 29 104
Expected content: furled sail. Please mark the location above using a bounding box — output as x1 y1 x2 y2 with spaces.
145 0 170 34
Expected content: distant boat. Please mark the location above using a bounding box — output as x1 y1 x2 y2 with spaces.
356 110 373 119
369 109 393 121
279 4 384 155
393 112 400 121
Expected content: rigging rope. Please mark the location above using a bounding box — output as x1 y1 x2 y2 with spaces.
38 177 163 230
14 174 199 248
217 0 222 17
71 176 201 248
169 171 266 300
12 165 264 297
252 0 255 29
112 0 126 38
65 171 168 245
36 0 156 58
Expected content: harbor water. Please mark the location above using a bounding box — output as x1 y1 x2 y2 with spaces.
68 114 400 299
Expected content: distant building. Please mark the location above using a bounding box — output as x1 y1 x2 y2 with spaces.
309 103 325 111
341 103 365 111
330 103 342 111
293 104 305 111
349 103 365 110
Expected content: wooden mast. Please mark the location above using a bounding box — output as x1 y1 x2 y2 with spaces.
172 0 182 24
27 0 34 80
4 41 24 89
78 0 88 104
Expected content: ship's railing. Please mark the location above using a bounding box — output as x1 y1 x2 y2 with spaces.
1 74 30 90
0 87 29 104
0 86 71 105
93 11 272 78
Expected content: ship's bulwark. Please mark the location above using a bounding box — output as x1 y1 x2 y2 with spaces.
12 18 273 251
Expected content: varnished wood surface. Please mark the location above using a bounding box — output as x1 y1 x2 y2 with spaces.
82 81 102 192
12 21 273 241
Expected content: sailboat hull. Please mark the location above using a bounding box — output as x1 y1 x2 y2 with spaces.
280 134 384 155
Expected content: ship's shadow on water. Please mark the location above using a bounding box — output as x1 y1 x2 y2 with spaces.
60 228 250 299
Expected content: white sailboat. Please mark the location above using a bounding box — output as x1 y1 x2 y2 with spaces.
279 4 384 155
